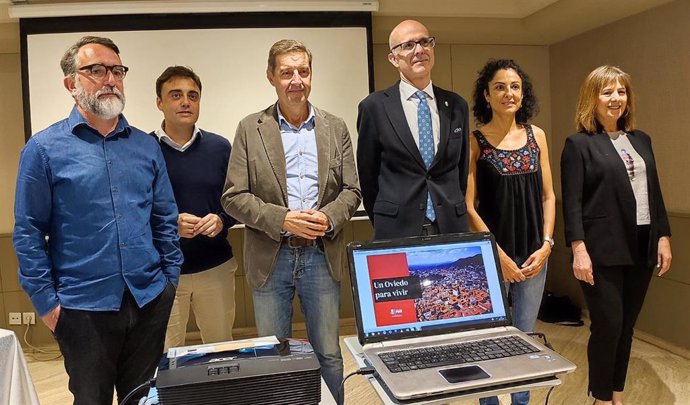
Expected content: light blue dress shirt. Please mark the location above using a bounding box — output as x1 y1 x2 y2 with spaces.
277 104 319 211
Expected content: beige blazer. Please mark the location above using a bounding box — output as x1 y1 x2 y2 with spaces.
222 104 361 288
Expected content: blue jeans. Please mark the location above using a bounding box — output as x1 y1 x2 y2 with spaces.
252 244 343 403
479 264 548 405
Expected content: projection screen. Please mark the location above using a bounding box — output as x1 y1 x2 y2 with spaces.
20 13 373 155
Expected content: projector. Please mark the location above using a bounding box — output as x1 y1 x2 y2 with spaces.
156 338 321 405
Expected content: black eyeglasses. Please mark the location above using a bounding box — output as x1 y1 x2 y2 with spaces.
391 37 436 54
78 63 129 81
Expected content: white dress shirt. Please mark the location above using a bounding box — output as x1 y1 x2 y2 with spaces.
399 80 441 153
155 123 202 152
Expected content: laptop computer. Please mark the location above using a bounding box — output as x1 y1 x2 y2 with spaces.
347 232 575 401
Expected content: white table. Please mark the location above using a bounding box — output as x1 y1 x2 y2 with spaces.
0 329 40 405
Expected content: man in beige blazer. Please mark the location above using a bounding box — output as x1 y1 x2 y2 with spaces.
221 39 360 403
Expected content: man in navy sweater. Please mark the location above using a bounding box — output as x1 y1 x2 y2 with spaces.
152 66 237 350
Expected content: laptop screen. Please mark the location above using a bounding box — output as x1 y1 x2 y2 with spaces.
348 233 511 344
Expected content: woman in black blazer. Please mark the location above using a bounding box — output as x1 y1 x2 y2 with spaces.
561 65 672 405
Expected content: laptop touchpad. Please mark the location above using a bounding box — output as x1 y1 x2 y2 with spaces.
439 366 490 383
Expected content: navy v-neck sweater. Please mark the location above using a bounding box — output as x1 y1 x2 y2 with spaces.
152 130 235 274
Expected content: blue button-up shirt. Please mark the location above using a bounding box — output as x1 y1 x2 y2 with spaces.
277 104 319 211
13 106 182 316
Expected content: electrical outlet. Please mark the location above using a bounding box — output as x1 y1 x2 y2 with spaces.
22 312 36 325
9 312 22 325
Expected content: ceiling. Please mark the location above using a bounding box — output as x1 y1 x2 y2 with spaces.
0 0 675 45
377 0 562 18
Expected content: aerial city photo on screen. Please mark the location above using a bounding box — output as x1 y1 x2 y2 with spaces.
409 246 493 321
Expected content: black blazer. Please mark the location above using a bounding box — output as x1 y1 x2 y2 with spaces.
356 82 470 239
561 130 671 268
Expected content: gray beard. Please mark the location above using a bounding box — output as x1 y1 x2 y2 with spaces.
75 82 126 119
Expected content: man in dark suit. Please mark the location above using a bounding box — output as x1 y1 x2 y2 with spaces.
357 19 470 239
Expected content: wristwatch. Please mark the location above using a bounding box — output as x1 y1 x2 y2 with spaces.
543 235 555 248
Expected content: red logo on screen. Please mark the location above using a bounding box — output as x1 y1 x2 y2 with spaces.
367 253 417 326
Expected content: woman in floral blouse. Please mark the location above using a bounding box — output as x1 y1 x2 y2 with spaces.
466 59 556 405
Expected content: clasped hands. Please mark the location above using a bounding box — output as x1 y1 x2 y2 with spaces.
178 213 223 238
282 209 329 239
500 244 551 283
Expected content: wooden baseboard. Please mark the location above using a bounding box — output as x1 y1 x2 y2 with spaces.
581 310 690 359
633 329 690 360
188 315 690 360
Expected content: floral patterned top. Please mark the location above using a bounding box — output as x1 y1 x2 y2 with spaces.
475 125 540 175
472 125 544 266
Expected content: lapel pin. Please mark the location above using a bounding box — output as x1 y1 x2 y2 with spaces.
444 101 449 107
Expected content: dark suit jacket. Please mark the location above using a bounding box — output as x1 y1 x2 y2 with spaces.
561 130 671 268
356 82 470 239
222 104 361 288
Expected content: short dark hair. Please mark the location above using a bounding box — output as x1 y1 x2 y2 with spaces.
267 39 312 73
60 36 120 77
472 59 539 125
155 66 202 98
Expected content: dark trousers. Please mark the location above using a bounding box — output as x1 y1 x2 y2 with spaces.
54 283 175 405
580 226 653 401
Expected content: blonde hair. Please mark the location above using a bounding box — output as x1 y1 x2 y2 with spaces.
574 65 636 133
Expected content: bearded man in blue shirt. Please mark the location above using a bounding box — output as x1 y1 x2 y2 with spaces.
13 36 182 405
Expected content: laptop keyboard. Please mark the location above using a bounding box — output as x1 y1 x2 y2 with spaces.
378 335 540 373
